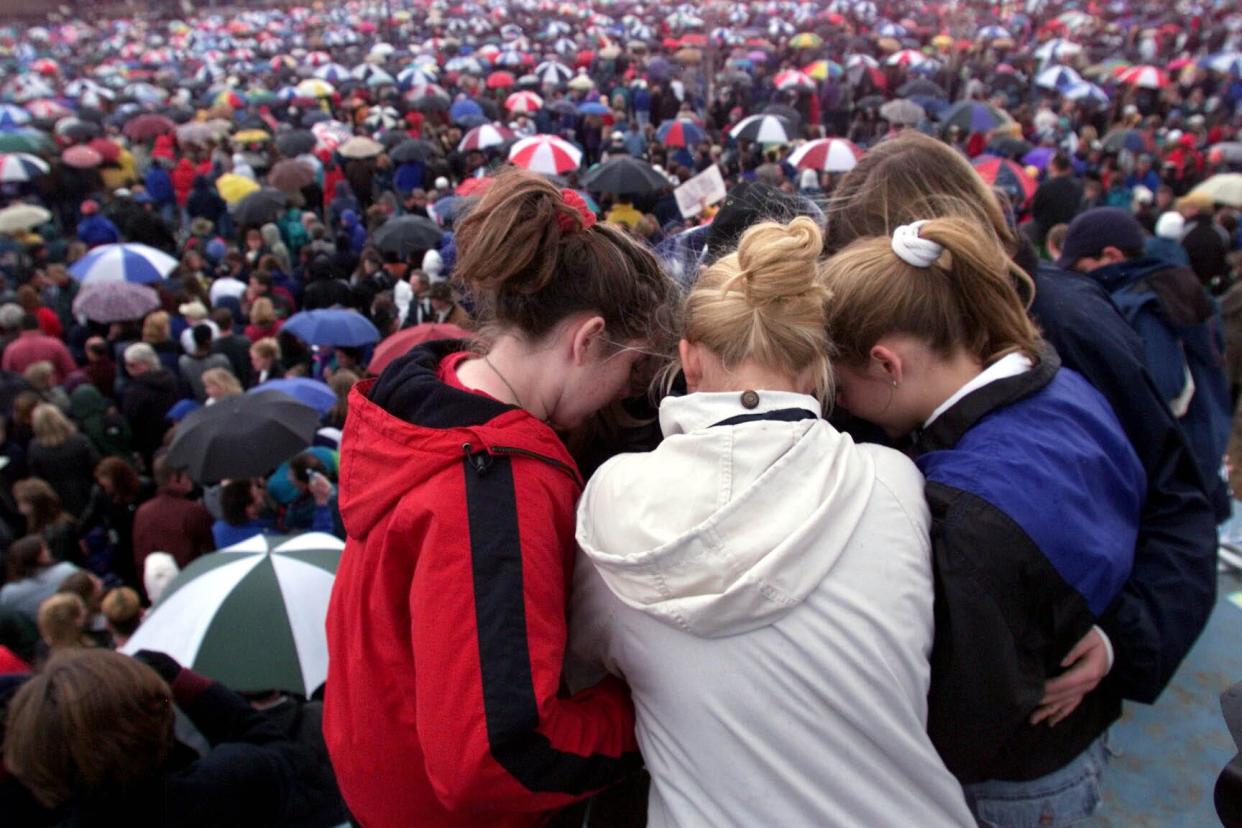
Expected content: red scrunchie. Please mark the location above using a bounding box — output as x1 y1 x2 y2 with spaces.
556 189 597 233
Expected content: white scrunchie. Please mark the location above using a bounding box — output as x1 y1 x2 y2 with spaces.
891 221 944 268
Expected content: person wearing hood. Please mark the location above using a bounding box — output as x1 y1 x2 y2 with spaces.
261 222 292 273
118 343 180 472
339 209 367 255
327 181 359 230
75 200 120 248
186 175 227 228
571 217 974 828
821 217 1144 826
323 170 678 827
68 384 132 461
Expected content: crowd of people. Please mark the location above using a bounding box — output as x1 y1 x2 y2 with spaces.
0 0 1239 824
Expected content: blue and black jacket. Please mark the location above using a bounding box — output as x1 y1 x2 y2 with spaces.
913 347 1146 783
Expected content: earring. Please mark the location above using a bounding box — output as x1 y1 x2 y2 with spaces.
891 380 899 388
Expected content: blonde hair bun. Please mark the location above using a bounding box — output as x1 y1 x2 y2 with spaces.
727 216 826 307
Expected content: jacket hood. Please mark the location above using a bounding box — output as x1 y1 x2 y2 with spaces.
576 391 877 638
69 384 108 421
260 223 283 245
340 210 358 229
337 342 580 538
1091 256 1213 327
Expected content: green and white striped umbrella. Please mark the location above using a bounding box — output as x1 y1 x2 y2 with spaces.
122 533 344 697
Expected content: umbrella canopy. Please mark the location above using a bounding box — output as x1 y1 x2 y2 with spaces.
459 124 515 152
267 159 315 193
275 130 317 157
449 99 485 125
1035 65 1083 91
0 130 52 154
1116 65 1170 89
581 156 669 196
0 204 51 234
940 101 1010 134
295 79 335 98
166 390 320 483
879 99 925 125
787 138 864 172
68 243 178 285
71 281 161 323
508 134 583 174
897 78 947 98
372 215 443 258
1208 143 1242 165
972 156 1037 207
0 153 49 182
1101 129 1150 153
773 69 816 91
1190 174 1242 207
657 118 706 148
246 377 336 414
369 324 473 376
729 114 796 144
122 113 176 142
338 136 384 159
283 309 381 347
233 129 271 145
62 145 104 169
216 173 261 205
120 533 344 697
232 187 288 226
505 91 543 113
389 139 436 164
486 71 516 89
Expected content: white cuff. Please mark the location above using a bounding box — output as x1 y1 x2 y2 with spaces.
1092 625 1114 672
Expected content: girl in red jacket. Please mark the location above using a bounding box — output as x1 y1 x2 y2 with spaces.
324 169 677 827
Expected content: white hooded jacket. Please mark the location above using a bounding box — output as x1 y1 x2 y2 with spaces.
571 390 972 827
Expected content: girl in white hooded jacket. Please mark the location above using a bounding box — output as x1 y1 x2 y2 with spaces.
570 217 973 827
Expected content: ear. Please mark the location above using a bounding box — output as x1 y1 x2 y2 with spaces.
1101 246 1127 265
869 343 905 386
569 315 606 366
679 339 703 392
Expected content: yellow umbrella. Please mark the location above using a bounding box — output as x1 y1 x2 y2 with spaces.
296 79 335 98
216 173 260 205
790 32 823 49
233 129 271 144
932 34 953 50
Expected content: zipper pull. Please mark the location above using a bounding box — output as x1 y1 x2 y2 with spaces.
462 442 492 475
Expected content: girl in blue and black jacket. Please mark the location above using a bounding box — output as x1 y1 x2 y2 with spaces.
823 217 1147 828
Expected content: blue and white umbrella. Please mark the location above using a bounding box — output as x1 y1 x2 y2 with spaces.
0 104 31 128
314 63 350 83
398 65 437 88
283 308 381 347
1063 81 1110 105
1035 65 1083 91
69 243 179 285
978 25 1012 40
0 152 49 182
1204 51 1242 76
535 60 573 86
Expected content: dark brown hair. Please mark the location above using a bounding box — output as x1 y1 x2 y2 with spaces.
13 478 70 535
452 169 676 348
3 649 173 808
96 456 142 503
5 535 48 582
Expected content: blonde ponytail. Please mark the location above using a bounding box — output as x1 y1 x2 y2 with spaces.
823 217 1040 368
685 216 835 403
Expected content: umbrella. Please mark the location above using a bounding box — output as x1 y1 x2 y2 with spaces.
459 124 515 152
1101 129 1149 153
0 153 49 182
879 99 925 126
337 136 385 160
802 60 844 81
268 159 315 193
120 532 345 696
0 204 51 234
577 101 611 116
508 134 583 174
372 215 443 258
486 71 516 89
233 129 271 144
1208 143 1242 165
175 122 217 146
987 136 1033 159
232 187 288 226
449 99 485 125
972 156 1037 206
1116 65 1169 89
790 32 823 49
122 113 176 141
54 117 100 142
167 390 321 484
940 101 1010 134
656 118 706 148
216 173 261 205
1035 65 1083 91
69 243 178 285
246 377 336 414
534 60 573 86
283 309 381 347
581 156 669 196
505 91 543 113
787 138 864 172
1022 147 1058 171
71 281 160 323
0 130 51 154
897 78 946 98
62 145 104 168
295 79 336 98
729 114 796 144
275 130 316 156
369 323 473 376
1190 174 1242 207
412 94 451 113
390 140 434 164
773 69 816 91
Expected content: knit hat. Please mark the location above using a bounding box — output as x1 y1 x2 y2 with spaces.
143 552 180 604
1154 211 1185 240
1057 207 1146 268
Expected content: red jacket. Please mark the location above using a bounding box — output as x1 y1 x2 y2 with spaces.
323 345 639 828
171 158 196 207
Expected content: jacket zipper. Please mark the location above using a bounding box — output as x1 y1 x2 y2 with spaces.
461 443 581 484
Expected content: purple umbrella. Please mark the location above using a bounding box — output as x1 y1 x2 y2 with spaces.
1022 147 1057 171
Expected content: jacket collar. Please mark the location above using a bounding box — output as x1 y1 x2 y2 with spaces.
1087 256 1167 294
658 390 821 437
912 344 1059 455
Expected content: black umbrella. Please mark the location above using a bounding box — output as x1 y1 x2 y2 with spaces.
987 136 1033 159
856 95 886 110
376 129 411 150
372 215 442 257
762 103 802 124
581 156 669 196
167 391 320 484
232 187 288 227
301 110 331 126
897 78 947 98
412 95 450 112
390 139 434 163
548 99 577 115
275 129 316 156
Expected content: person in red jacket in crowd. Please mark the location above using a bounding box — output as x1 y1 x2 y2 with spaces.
323 168 678 827
171 157 196 211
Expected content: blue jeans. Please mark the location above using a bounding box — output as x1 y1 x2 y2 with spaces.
963 735 1111 828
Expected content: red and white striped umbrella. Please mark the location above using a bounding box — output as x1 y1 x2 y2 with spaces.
774 69 816 90
508 134 582 174
505 91 544 113
31 58 59 76
25 98 72 121
885 49 929 67
460 123 516 152
787 138 863 172
1116 65 1170 89
305 50 333 67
